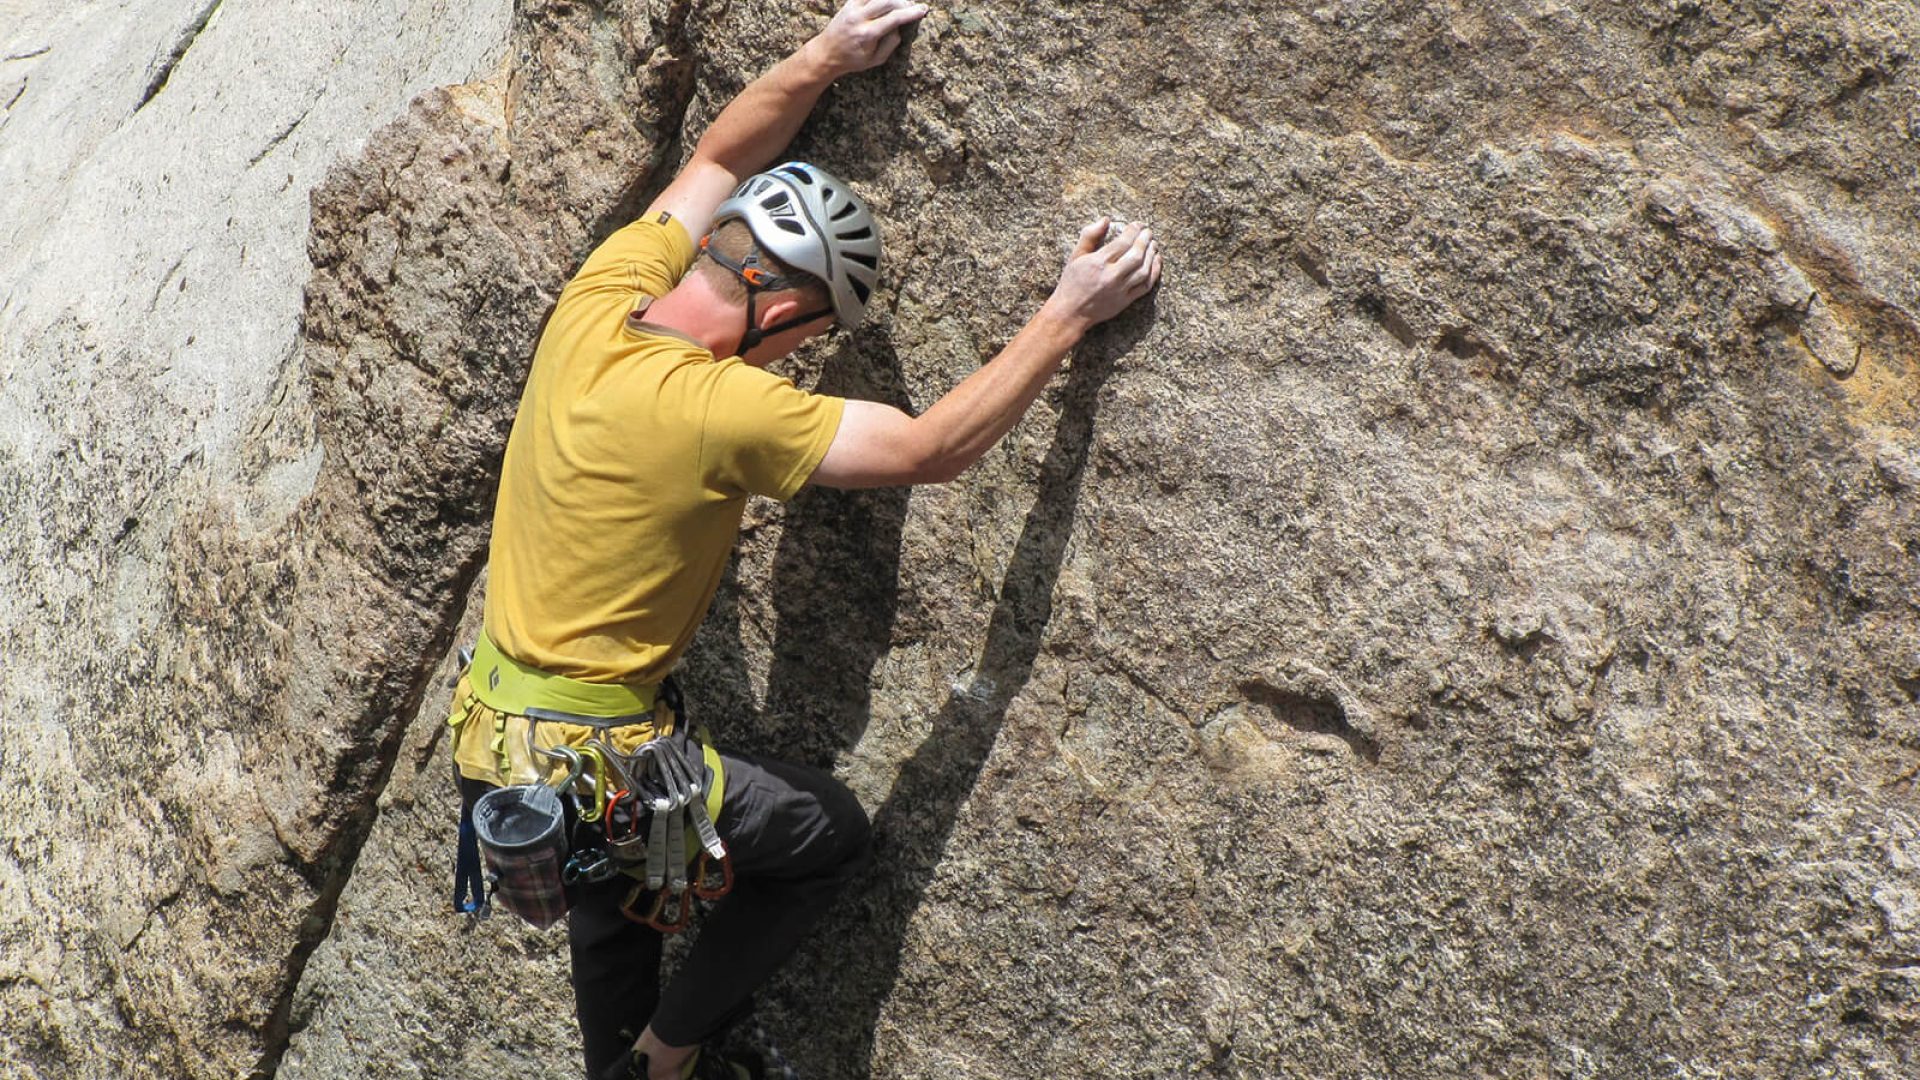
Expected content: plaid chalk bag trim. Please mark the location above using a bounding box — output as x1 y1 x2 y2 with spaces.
473 783 571 929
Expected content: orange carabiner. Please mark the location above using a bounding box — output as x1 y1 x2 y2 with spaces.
604 790 642 843
693 851 734 901
619 881 693 934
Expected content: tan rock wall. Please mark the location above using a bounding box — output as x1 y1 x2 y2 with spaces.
4 1 1917 1078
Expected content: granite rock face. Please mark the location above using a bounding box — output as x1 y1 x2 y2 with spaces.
0 0 510 1074
5 1 1918 1078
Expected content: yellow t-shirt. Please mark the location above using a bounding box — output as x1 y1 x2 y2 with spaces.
482 213 845 684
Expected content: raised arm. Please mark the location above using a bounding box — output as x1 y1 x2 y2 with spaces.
644 0 929 237
813 219 1164 488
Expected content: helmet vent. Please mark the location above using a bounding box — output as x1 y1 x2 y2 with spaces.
830 202 859 221
775 219 808 235
837 226 873 241
845 251 878 270
850 278 872 304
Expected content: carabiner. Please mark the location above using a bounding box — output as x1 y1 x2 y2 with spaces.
573 744 610 824
563 850 620 886
619 881 693 934
604 789 643 843
692 851 734 901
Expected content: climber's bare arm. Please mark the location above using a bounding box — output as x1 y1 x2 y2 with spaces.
813 219 1163 489
645 0 929 237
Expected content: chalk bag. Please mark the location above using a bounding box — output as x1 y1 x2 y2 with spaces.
472 783 571 929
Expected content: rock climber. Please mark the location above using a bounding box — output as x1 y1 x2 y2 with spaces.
446 1 1162 1078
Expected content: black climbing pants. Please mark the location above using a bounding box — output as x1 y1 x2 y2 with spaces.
460 750 872 1079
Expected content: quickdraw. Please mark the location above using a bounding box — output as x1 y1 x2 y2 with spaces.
693 849 733 901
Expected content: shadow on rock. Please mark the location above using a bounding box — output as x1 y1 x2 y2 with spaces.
758 331 915 762
771 297 1158 1077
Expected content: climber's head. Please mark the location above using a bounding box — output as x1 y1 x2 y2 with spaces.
694 162 881 362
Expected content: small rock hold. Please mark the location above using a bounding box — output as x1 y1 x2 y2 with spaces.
1493 608 1546 648
1802 309 1860 376
1473 144 1512 183
1874 442 1920 491
1642 179 1686 227
1873 883 1920 951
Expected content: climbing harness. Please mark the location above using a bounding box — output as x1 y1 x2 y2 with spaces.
448 630 733 931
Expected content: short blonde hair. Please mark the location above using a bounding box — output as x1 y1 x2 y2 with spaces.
695 220 830 310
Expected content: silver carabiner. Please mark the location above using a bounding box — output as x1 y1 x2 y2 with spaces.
526 723 587 793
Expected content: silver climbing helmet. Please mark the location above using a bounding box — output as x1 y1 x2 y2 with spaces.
710 162 881 329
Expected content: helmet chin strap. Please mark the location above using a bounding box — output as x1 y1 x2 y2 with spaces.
700 236 834 353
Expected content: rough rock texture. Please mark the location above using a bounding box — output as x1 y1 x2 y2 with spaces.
0 0 509 1075
5 1 1919 1078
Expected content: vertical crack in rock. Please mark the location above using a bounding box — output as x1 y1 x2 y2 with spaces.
247 106 311 169
137 0 225 112
246 562 488 1080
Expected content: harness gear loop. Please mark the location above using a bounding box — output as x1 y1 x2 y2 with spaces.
528 735 586 793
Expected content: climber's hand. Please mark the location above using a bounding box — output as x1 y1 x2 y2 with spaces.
1041 218 1163 332
812 0 930 77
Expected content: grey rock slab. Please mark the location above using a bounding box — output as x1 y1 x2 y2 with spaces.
0 0 507 1076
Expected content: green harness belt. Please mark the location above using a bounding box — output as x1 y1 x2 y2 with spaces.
470 628 658 719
